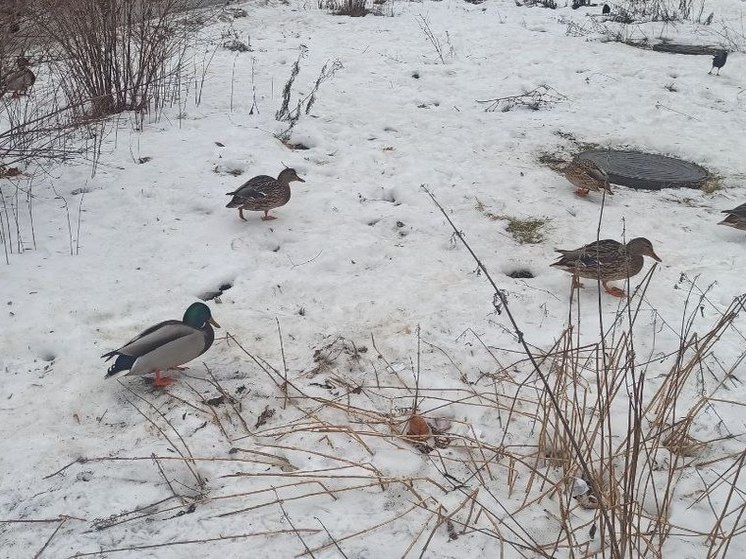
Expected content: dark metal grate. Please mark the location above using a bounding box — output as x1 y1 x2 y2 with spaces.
577 150 709 190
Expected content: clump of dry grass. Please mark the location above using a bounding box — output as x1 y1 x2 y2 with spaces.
474 199 550 245
319 0 370 17
502 216 549 244
701 174 724 194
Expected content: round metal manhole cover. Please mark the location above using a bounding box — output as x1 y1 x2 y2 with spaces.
577 150 709 190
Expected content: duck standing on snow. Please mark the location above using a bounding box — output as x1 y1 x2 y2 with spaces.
551 237 661 297
719 203 746 231
561 159 613 198
225 167 305 221
101 302 220 387
709 51 728 75
0 56 35 99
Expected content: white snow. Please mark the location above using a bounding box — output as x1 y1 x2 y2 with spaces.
1 0 745 557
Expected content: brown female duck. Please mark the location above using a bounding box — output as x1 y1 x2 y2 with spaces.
225 167 305 221
718 203 746 231
561 159 613 198
551 237 661 297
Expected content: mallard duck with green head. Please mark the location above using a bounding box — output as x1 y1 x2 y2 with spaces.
718 203 746 231
225 167 305 221
101 302 220 387
551 237 661 297
561 159 613 198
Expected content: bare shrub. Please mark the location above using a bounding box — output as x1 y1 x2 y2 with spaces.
0 86 109 262
0 1 33 85
417 15 455 64
29 0 195 118
611 0 708 22
275 50 343 144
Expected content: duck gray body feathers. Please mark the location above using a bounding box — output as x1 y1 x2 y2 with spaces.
102 303 218 380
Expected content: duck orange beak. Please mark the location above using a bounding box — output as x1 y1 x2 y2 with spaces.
209 317 221 328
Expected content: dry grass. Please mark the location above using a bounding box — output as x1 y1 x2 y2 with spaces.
701 175 724 194
478 84 566 112
25 278 746 558
502 215 549 244
18 196 745 558
475 199 550 245
319 0 370 17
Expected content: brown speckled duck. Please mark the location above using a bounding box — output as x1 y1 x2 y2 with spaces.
562 159 613 198
551 237 661 297
718 203 746 231
1 56 35 99
225 167 305 221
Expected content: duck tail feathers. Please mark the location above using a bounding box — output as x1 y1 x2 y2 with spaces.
101 349 118 361
104 354 136 378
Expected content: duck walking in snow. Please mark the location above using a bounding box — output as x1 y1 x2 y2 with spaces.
709 51 728 75
102 302 220 387
225 167 305 221
551 237 661 297
561 159 613 198
0 56 35 99
719 203 746 231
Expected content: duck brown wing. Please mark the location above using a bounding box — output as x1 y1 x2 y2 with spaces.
552 239 622 268
226 175 274 198
584 165 607 182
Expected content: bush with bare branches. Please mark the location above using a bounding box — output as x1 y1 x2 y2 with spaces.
30 0 195 118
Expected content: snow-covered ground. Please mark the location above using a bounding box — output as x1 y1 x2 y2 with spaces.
1 0 745 556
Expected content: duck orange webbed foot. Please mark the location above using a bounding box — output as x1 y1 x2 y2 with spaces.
603 283 626 298
153 370 176 388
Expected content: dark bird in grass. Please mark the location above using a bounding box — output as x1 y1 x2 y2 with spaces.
709 50 728 75
226 167 305 221
551 238 661 297
102 302 220 388
719 203 746 232
0 56 35 99
602 3 610 14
